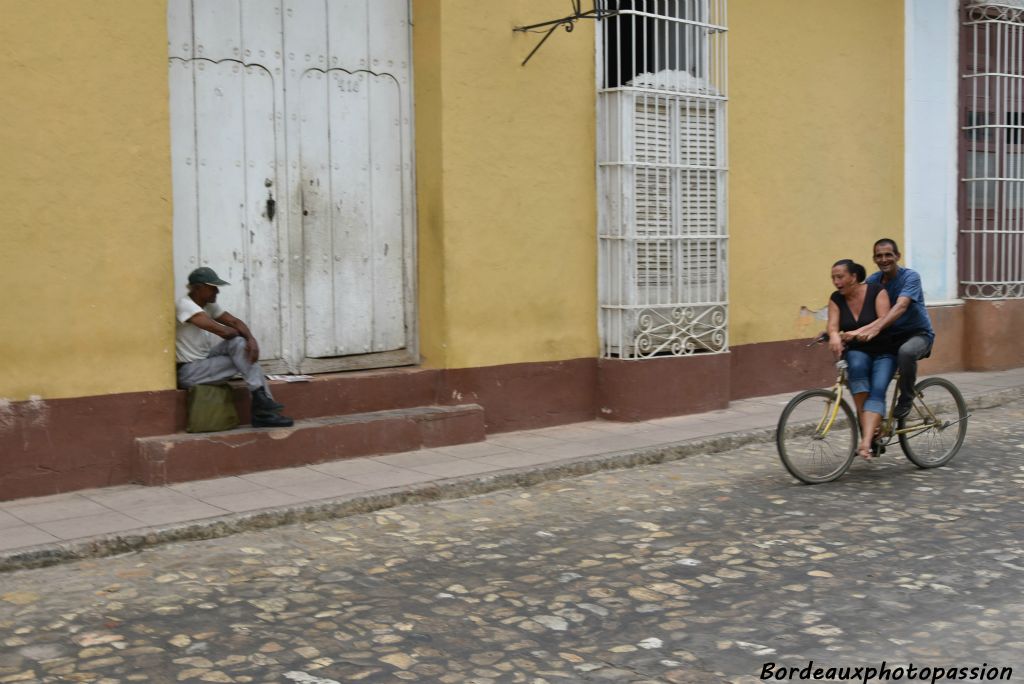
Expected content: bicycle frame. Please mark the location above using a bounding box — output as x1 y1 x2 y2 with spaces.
878 372 948 443
813 361 848 438
814 365 954 443
780 332 969 482
804 333 968 445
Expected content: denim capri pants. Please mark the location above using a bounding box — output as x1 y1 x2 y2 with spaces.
845 349 896 416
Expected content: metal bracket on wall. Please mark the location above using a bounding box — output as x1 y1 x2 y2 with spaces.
513 0 617 66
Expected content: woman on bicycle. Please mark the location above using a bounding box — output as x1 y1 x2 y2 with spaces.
827 259 896 459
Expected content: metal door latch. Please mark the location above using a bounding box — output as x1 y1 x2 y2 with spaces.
265 179 275 221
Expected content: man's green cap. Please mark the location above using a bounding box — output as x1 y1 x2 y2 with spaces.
188 266 229 287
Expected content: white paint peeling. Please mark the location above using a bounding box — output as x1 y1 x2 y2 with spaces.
27 396 49 429
0 396 50 432
0 399 14 433
799 305 829 321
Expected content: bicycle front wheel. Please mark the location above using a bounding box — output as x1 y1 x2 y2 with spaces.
776 389 858 484
897 377 968 468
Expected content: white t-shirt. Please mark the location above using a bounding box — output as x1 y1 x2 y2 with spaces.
175 296 225 363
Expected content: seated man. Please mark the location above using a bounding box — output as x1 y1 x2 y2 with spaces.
175 267 293 428
851 238 935 418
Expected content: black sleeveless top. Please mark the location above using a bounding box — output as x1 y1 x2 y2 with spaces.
830 283 895 355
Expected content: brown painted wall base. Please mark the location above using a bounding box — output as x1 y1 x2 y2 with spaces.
0 391 180 501
0 361 598 501
964 298 1024 370
919 303 965 375
2 300 1017 501
598 354 730 421
440 360 597 433
729 339 835 401
730 302 972 400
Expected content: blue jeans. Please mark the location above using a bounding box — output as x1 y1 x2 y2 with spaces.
845 350 896 416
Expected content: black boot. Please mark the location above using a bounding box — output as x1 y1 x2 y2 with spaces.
251 388 292 427
252 388 284 412
252 411 294 428
893 395 914 419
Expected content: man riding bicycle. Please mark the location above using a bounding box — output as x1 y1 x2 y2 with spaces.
847 238 935 419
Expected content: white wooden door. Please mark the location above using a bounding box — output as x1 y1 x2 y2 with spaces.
168 0 416 373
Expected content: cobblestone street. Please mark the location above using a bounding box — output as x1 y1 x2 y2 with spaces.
1 401 1023 683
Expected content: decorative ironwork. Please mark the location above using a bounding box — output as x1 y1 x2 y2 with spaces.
598 1 729 358
633 305 727 357
962 282 1024 298
514 0 617 66
960 1 1024 300
965 1 1024 23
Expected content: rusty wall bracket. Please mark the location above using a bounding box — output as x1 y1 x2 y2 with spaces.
513 0 617 66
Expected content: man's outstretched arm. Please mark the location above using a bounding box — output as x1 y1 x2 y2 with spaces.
852 296 911 342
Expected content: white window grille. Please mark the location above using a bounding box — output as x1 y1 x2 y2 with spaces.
598 0 728 358
961 1 1024 298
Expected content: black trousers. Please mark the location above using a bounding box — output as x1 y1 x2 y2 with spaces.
896 334 933 401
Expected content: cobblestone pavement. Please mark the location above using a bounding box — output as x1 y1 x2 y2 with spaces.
1 402 1023 684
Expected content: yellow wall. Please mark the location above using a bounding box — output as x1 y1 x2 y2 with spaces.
413 0 599 369
728 0 904 346
0 1 174 401
0 0 898 402
1 0 594 402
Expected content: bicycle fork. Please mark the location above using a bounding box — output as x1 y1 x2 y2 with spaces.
814 362 848 439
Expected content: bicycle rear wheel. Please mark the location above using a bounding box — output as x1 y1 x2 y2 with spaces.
776 389 858 484
898 377 968 468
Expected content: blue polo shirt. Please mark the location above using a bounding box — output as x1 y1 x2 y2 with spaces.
865 267 935 341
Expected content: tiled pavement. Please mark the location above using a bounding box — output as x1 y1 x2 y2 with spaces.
2 367 1022 564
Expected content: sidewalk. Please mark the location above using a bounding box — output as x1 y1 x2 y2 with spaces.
2 368 1023 571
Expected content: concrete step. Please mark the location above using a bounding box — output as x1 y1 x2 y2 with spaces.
171 368 443 432
134 404 485 485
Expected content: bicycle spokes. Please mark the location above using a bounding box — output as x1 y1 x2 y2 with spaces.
777 390 857 484
897 378 968 468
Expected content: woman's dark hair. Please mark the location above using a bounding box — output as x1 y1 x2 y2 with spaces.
832 259 866 282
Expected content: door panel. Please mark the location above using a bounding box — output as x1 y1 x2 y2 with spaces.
171 59 282 361
169 0 415 372
297 68 336 357
365 75 406 352
301 72 405 358
192 1 241 62
240 65 283 361
327 0 369 68
168 57 199 295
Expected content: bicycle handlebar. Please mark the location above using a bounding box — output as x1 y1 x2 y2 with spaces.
807 332 846 371
807 331 829 347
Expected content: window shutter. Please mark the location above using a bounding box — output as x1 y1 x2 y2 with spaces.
599 2 729 358
625 91 726 353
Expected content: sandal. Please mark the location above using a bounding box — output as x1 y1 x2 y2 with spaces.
857 445 874 460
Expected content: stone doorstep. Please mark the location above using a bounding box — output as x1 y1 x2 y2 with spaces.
133 404 486 486
175 366 442 432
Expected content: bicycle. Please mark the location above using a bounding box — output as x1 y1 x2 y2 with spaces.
775 334 970 484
